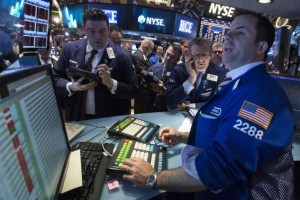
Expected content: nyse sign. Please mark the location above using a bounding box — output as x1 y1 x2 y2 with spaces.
138 15 165 26
103 9 117 24
179 20 193 33
209 3 235 18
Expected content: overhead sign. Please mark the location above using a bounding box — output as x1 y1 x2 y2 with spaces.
208 3 235 18
130 6 173 34
138 15 165 26
87 3 128 29
103 9 117 24
179 20 193 33
173 14 199 39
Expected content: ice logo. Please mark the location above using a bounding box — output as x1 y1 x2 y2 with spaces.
138 15 146 24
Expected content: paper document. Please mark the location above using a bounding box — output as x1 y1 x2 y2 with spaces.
61 150 82 193
177 117 193 132
65 123 85 141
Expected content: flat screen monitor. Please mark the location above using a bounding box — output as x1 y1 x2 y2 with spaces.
199 17 231 43
129 6 173 35
0 65 69 199
22 0 51 51
0 0 25 18
61 3 87 28
87 3 128 30
173 13 199 39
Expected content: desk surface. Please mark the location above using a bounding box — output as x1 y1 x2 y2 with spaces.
70 111 188 200
69 111 300 199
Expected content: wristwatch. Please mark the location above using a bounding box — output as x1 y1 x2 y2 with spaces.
146 172 158 189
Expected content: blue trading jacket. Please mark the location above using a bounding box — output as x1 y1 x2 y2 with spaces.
187 65 294 199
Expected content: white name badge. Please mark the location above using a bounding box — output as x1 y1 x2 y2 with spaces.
106 47 115 59
207 74 218 82
166 72 171 76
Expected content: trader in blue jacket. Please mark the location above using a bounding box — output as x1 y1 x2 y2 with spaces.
122 12 294 199
53 8 138 121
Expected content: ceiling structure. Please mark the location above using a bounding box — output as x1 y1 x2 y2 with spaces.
204 0 300 21
53 0 300 42
54 0 300 21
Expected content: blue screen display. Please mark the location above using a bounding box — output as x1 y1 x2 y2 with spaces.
0 0 24 18
173 14 199 39
0 0 25 18
199 17 231 43
129 6 173 35
61 4 86 28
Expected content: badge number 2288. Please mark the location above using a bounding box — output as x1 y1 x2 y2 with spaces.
233 119 264 140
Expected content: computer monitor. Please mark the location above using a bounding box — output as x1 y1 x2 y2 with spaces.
0 0 25 19
61 3 87 28
22 0 52 51
0 65 69 199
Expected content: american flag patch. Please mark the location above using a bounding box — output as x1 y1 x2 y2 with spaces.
238 101 273 129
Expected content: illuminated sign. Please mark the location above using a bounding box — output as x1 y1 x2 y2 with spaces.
138 15 165 26
173 13 198 38
209 3 235 18
179 20 193 33
130 6 172 34
103 9 117 24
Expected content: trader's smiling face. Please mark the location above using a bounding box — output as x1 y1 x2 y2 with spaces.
84 20 109 50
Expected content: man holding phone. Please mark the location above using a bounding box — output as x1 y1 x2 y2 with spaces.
53 8 139 121
165 38 226 110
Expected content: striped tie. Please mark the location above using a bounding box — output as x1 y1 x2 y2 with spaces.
79 49 98 120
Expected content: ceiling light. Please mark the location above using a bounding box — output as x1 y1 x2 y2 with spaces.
257 0 273 3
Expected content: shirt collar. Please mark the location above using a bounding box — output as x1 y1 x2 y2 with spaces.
227 61 265 80
86 41 107 53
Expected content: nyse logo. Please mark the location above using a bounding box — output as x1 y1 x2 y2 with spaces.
138 15 165 26
103 10 117 24
209 3 235 18
179 20 193 33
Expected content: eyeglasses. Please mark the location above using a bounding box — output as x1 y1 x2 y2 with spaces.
190 53 210 60
213 50 223 54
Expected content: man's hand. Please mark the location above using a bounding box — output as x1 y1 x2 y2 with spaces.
185 55 197 85
177 101 190 110
96 64 113 89
122 157 155 187
69 77 97 92
149 80 165 93
158 127 189 146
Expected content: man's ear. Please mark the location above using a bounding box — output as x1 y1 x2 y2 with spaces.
257 41 268 55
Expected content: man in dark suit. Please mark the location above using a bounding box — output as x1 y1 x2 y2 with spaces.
133 38 155 113
147 44 182 112
211 42 229 71
165 38 226 110
53 8 139 121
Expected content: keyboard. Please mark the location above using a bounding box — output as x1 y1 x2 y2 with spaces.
107 116 160 142
58 142 114 200
106 139 167 177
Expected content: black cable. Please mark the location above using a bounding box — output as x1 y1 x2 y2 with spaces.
72 127 98 140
